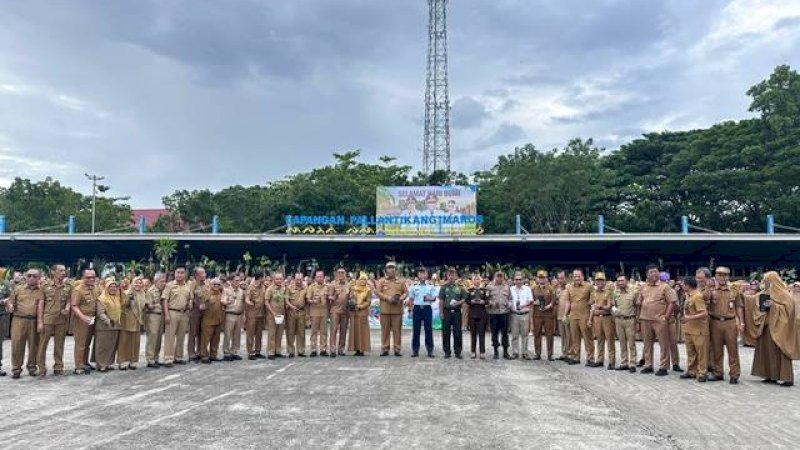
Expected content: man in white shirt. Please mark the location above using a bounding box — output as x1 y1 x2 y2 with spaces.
509 271 534 359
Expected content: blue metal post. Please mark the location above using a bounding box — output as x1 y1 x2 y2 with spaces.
515 214 521 236
211 215 219 235
681 216 689 235
68 216 76 234
0 215 5 234
285 215 293 234
139 215 146 235
598 215 605 235
767 214 775 235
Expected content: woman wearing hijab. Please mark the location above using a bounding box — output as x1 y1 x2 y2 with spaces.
95 279 122 372
117 277 145 370
744 272 800 387
348 273 372 356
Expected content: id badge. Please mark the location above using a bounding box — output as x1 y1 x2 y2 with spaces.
728 301 734 310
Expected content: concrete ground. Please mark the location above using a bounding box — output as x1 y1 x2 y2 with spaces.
0 331 797 450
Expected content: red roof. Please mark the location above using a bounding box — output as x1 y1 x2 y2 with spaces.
131 209 169 226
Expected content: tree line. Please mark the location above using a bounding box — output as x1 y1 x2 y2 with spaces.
2 65 799 235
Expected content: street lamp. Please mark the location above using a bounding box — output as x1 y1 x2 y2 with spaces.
85 172 105 233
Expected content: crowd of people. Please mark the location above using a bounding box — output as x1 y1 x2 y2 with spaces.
1 261 799 387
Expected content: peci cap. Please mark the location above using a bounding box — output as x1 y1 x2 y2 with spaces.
594 272 606 281
385 261 397 269
536 270 548 278
715 266 731 275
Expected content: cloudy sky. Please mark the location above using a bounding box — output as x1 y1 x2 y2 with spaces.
1 0 799 207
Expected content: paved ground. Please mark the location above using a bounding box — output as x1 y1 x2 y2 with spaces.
0 331 797 449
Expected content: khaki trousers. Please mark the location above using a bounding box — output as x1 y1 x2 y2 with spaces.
187 313 203 359
37 322 67 373
267 316 286 356
558 319 571 357
245 316 265 356
200 324 221 360
509 313 531 358
532 317 555 358
685 333 708 378
569 316 594 363
329 312 349 353
667 317 680 367
73 320 94 370
615 317 637 367
310 316 329 353
641 319 670 370
592 315 616 365
144 313 163 364
223 313 242 356
710 319 740 378
10 318 38 374
286 310 306 355
163 311 189 364
380 313 402 352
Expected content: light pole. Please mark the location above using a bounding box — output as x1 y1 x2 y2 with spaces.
85 173 105 233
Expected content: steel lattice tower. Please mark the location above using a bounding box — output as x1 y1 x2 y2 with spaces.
423 0 450 177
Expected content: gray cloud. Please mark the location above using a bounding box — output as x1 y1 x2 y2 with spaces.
451 96 491 129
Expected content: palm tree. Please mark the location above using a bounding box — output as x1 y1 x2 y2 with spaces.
153 238 178 271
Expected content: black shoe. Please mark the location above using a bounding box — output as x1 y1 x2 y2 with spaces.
493 352 499 360
607 364 615 370
0 370 5 377
223 355 232 361
503 352 512 360
201 359 211 364
11 372 20 379
640 367 654 374
189 356 200 362
617 365 629 371
411 353 419 358
428 353 435 358
248 355 257 360
532 355 542 361
680 373 694 379
288 354 295 358
455 354 463 359
698 375 707 382
672 365 684 373
706 374 723 382
380 351 389 357
232 355 242 361
555 356 566 361
330 353 336 358
310 352 318 357
162 363 174 368
655 369 668 376
730 377 739 385
175 360 187 365
547 356 554 361
146 363 158 368
256 354 266 359
628 367 636 373
779 381 794 387
567 359 579 365
320 351 329 357
338 350 346 356
762 379 777 384
298 353 307 358
394 351 402 357
636 359 645 367
268 355 275 360
444 354 451 359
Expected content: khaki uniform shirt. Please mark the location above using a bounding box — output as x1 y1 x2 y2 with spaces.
329 281 351 315
613 288 637 318
145 286 163 314
705 284 743 320
72 284 99 317
590 287 613 316
10 285 43 317
190 280 209 317
119 290 143 332
287 284 307 312
555 285 569 320
377 277 408 315
306 283 330 318
224 287 245 314
566 282 592 320
265 285 288 316
683 291 708 335
639 282 677 321
246 283 266 318
532 284 555 318
202 291 225 327
41 280 71 325
162 281 192 312
486 283 510 315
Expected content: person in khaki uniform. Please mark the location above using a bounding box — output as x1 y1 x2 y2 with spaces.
244 273 266 360
265 273 288 359
71 269 99 374
612 274 638 372
187 268 208 362
328 268 351 358
7 269 44 378
37 265 71 377
117 277 145 370
564 269 593 365
704 266 745 384
588 272 616 369
144 274 166 368
221 276 245 361
531 270 556 361
200 278 225 363
161 267 192 367
306 270 330 357
694 267 715 374
377 261 408 357
637 264 678 376
285 273 307 357
553 271 570 360
680 277 709 382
